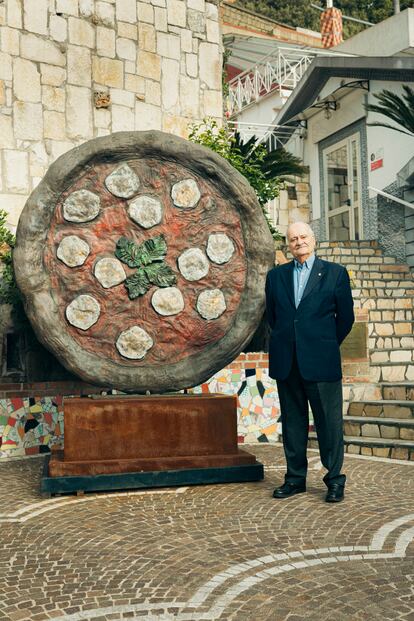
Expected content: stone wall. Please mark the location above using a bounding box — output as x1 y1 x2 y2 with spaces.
266 176 310 238
0 0 223 230
220 1 323 47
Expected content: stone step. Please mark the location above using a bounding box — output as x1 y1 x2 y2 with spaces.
343 382 383 402
371 363 414 383
367 310 413 322
381 383 414 400
318 255 395 265
353 279 413 287
318 253 408 262
356 297 414 307
354 304 413 314
348 399 414 419
368 338 414 351
341 264 412 274
359 297 413 310
318 241 379 249
358 288 414 297
352 273 412 282
369 321 413 337
317 247 385 254
344 415 414 440
308 432 414 460
370 349 413 364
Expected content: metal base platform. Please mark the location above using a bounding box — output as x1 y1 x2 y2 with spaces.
41 458 264 496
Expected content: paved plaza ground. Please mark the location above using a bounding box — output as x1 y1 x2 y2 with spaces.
0 445 413 621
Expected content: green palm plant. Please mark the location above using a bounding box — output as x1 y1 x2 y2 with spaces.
365 85 414 137
232 131 308 184
189 119 308 240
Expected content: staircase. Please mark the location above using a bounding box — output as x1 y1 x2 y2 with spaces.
308 240 414 460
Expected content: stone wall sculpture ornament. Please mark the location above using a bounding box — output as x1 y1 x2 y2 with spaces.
63 189 100 222
57 235 90 267
206 233 235 265
65 295 101 330
13 131 274 392
127 195 163 229
197 289 227 320
94 258 126 289
177 247 210 281
105 163 140 198
151 287 185 316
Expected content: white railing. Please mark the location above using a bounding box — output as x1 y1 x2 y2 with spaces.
226 121 304 151
227 46 353 115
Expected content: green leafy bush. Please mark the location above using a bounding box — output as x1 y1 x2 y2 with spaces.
0 210 19 306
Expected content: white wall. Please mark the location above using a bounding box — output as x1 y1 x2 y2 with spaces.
366 80 414 194
233 90 287 127
335 8 414 56
302 88 366 222
287 78 414 231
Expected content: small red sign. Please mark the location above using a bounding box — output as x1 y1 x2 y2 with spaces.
370 158 383 171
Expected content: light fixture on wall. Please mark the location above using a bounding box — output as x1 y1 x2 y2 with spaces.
322 100 339 119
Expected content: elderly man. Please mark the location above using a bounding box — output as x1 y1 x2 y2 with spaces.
265 222 354 503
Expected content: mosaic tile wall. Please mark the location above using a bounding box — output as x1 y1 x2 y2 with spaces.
0 396 64 459
0 357 281 459
190 366 280 443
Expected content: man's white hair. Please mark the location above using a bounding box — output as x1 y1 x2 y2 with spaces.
286 221 316 240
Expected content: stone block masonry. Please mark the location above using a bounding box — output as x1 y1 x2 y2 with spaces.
0 0 222 229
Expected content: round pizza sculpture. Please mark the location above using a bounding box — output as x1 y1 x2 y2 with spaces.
14 131 274 392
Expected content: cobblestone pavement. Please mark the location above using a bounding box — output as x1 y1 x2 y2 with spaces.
0 446 413 621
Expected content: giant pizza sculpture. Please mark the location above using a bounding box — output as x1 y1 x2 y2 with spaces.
14 131 274 393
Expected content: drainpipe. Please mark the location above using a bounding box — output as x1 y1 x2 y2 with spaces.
393 0 401 14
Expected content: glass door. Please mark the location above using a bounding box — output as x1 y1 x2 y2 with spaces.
323 133 362 240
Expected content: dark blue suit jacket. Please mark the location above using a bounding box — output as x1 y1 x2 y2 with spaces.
265 256 354 382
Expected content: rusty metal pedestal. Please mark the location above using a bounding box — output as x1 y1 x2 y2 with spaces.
41 394 264 495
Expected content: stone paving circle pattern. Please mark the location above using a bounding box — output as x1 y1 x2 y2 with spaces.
0 446 413 621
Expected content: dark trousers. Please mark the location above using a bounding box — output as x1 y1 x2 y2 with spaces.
276 351 346 488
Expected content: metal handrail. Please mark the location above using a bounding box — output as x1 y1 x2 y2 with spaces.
368 186 414 210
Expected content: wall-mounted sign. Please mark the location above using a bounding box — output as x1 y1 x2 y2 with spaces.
341 322 368 360
370 148 384 171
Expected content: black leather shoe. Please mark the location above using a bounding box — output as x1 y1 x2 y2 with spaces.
325 483 345 503
272 482 306 499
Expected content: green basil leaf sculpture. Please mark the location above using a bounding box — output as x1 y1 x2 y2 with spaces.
116 234 176 299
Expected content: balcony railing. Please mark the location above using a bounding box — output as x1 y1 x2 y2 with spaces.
227 46 354 116
227 121 304 152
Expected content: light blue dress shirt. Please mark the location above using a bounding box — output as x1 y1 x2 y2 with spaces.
293 253 315 308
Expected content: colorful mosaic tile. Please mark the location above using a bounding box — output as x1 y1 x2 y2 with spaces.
190 366 280 443
0 365 282 459
0 397 64 459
